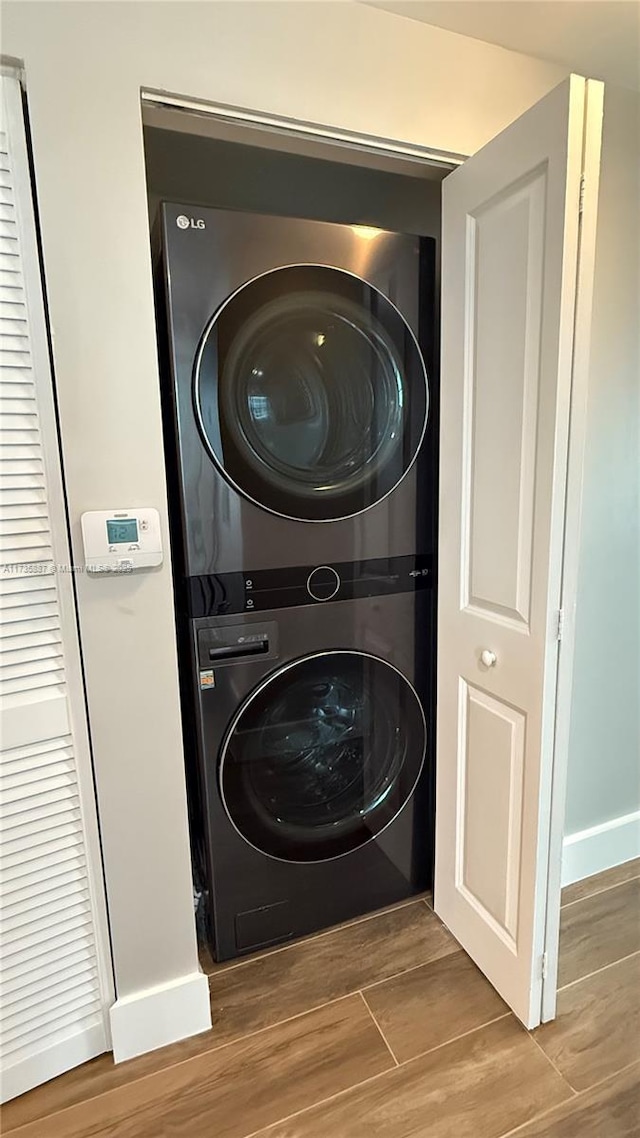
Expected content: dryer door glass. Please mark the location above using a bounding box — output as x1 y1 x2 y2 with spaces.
219 651 426 862
195 266 428 521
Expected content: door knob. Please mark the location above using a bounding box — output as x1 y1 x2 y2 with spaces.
481 649 497 667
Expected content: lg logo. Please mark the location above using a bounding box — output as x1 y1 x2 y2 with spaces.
176 215 206 230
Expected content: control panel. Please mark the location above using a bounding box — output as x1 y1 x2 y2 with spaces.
184 553 433 618
81 508 163 573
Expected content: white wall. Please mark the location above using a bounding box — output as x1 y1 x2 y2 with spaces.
563 84 640 883
2 0 567 1055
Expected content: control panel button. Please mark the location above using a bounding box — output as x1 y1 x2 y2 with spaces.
307 565 340 601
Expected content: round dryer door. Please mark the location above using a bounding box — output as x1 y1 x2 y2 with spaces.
194 265 428 521
219 650 426 863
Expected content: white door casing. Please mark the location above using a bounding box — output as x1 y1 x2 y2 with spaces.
435 75 602 1028
0 73 114 1102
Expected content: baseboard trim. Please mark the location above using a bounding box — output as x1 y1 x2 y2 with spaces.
109 970 212 1063
562 809 640 887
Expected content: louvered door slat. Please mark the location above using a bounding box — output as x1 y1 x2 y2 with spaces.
2 808 82 849
1 591 57 619
3 970 100 1040
1 651 64 678
0 481 47 497
0 519 49 539
3 961 98 1019
0 435 40 450
0 338 31 357
3 943 96 997
1 508 49 527
0 669 64 698
2 800 82 849
0 653 63 678
0 450 44 465
0 601 59 625
0 487 47 505
3 943 96 1000
0 733 71 766
2 829 85 873
0 585 56 608
0 371 33 389
1 987 101 1051
1 918 96 971
0 75 110 1103
2 844 87 891
2 896 93 946
0 633 61 659
3 874 88 925
2 996 103 1064
2 762 77 802
0 617 60 647
0 302 25 320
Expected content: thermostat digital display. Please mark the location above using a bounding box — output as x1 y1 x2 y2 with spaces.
106 518 139 545
81 508 163 573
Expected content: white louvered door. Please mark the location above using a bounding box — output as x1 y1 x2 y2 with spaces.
0 73 113 1102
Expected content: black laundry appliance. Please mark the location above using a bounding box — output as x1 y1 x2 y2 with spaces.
157 203 438 582
188 589 433 961
154 202 438 959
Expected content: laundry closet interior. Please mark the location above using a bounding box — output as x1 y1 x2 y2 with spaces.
144 99 447 962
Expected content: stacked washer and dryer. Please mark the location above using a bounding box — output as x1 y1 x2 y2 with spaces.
157 203 438 961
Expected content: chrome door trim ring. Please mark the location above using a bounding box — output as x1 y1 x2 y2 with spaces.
217 648 427 864
193 263 429 524
306 565 340 601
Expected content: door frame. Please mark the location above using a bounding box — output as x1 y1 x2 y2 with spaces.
140 81 595 1027
142 88 467 173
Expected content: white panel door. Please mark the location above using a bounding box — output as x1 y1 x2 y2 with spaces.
0 74 113 1101
435 75 600 1029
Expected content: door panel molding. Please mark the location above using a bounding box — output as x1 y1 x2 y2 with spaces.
457 679 526 950
462 166 547 629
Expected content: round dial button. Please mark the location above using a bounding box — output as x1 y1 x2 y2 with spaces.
307 565 340 601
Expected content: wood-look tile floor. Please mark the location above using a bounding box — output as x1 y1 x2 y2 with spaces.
3 861 639 1137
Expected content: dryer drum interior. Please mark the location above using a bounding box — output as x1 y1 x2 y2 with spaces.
219 650 427 862
194 265 429 522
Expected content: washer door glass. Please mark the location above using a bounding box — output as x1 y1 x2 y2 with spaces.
220 651 426 862
195 266 428 521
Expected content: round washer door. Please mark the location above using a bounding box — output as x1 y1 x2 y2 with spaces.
194 266 428 522
219 651 426 863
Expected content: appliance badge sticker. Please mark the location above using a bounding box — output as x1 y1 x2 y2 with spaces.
199 669 215 689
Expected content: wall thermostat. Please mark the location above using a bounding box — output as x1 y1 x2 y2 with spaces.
81 508 163 573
